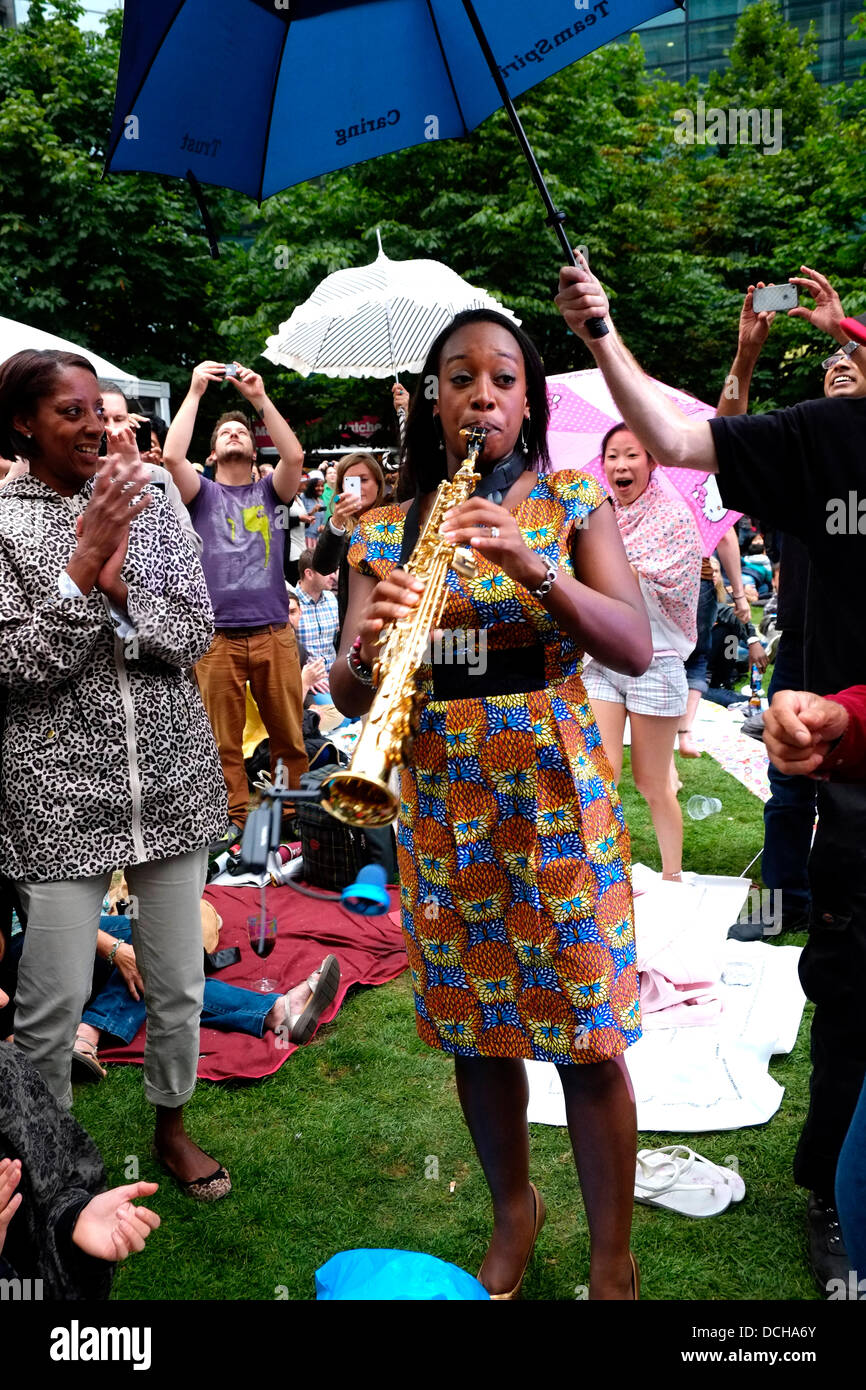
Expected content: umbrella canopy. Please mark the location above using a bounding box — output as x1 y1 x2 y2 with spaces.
0 315 137 386
546 369 741 555
262 233 518 379
107 0 678 201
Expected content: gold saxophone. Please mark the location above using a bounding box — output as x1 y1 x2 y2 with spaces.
322 426 488 827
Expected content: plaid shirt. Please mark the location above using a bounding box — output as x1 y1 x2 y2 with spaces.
295 586 339 667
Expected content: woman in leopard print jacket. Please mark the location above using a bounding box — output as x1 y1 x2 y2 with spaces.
0 349 231 1201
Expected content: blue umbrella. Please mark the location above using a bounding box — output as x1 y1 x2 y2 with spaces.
107 0 680 332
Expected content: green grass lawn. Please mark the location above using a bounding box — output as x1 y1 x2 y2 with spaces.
73 735 816 1303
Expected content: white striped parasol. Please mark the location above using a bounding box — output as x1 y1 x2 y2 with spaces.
262 231 518 380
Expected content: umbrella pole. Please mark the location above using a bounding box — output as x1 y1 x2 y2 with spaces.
187 169 220 260
460 0 607 338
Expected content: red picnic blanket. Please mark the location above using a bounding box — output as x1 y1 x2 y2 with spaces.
97 883 407 1081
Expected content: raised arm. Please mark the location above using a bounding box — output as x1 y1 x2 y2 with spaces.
556 258 718 474
162 362 226 503
716 284 774 418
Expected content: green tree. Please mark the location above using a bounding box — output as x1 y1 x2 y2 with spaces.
1 0 863 439
0 0 242 397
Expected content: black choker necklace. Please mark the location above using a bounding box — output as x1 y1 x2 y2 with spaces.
472 449 529 505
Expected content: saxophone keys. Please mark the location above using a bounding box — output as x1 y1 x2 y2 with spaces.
451 546 478 580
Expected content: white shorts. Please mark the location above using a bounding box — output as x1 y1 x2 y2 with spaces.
582 654 688 719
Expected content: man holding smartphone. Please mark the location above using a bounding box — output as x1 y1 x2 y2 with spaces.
162 361 308 833
557 259 866 1295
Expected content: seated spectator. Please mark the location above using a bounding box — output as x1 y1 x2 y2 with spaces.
287 590 330 704
72 917 341 1078
0 934 161 1298
295 550 339 679
705 557 768 699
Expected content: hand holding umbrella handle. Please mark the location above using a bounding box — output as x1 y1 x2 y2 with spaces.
557 230 607 339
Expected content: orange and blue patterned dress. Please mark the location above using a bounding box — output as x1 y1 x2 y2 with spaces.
347 470 640 1064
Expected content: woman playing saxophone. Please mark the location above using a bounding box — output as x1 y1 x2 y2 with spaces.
330 308 652 1300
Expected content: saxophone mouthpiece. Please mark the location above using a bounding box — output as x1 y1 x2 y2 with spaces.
459 425 488 459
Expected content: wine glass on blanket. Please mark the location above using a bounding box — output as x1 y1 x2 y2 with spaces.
247 882 279 992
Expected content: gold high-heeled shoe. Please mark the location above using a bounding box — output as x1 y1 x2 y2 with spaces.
481 1182 546 1301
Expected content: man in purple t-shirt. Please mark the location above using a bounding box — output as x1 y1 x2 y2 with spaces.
163 360 307 828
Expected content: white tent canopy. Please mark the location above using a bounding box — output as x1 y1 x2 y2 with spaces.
0 316 171 421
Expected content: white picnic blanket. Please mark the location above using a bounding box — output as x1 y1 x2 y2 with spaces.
526 867 806 1133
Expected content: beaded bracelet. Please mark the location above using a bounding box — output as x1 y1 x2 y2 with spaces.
347 634 375 687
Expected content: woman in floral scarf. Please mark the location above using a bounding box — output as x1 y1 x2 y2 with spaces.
583 425 701 880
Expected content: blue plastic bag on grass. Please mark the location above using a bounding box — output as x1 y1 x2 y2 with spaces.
315 1248 490 1300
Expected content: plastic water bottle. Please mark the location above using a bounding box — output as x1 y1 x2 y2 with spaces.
686 795 722 821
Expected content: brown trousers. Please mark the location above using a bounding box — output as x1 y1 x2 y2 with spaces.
195 626 307 823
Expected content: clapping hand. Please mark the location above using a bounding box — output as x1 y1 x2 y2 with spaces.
73 451 151 604
71 1182 161 1262
302 657 329 696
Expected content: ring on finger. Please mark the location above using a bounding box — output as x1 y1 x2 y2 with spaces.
489 525 499 538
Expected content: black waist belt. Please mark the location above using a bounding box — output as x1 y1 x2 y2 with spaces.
216 622 287 638
430 641 546 702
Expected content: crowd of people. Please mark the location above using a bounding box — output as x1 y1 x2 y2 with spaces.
0 257 864 1302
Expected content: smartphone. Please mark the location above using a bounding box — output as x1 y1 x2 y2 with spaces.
343 476 362 500
752 284 797 313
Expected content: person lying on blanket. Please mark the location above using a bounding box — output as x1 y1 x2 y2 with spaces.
71 917 340 1081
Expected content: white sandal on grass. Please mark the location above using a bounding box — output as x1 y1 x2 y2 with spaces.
635 1146 744 1218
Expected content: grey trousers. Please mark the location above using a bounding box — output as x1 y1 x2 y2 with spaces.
14 847 208 1110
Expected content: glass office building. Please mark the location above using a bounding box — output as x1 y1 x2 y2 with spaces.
635 0 866 84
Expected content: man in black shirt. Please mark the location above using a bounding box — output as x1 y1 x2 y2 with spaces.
715 277 853 935
557 261 866 1294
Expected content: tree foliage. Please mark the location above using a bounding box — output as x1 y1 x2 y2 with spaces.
0 0 864 442
0 0 243 396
